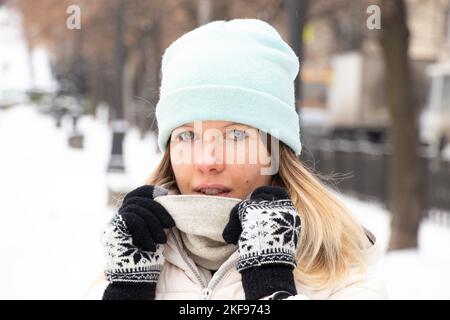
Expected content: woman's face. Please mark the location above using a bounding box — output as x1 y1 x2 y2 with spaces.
169 120 273 199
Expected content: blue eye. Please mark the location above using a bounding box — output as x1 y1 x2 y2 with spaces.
226 129 248 141
176 130 197 142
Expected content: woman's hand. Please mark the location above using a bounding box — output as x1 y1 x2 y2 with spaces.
222 186 301 300
101 185 175 300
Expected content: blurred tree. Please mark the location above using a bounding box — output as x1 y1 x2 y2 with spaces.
307 0 370 53
378 0 424 250
8 0 290 138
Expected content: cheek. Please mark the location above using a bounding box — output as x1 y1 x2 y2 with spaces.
230 164 264 189
171 164 195 194
170 151 194 189
170 143 193 165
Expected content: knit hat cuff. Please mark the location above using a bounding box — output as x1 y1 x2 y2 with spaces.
156 84 302 155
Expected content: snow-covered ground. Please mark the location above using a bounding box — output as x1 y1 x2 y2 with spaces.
0 104 161 299
343 196 450 300
0 104 449 299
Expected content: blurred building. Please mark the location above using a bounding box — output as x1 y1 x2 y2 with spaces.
297 0 450 145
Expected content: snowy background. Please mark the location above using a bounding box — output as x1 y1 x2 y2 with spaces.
0 7 56 101
1 4 449 300
0 104 449 300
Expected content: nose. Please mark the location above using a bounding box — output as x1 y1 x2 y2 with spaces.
194 139 225 174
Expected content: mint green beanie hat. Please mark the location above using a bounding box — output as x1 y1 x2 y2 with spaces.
155 18 302 155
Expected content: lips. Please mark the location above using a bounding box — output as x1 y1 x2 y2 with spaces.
194 183 232 196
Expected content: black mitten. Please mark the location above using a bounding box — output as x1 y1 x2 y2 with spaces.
101 185 175 300
223 186 301 300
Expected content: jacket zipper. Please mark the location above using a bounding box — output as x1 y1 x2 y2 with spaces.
169 229 238 300
169 230 207 288
206 257 238 297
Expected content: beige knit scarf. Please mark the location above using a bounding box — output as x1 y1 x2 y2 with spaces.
155 182 241 270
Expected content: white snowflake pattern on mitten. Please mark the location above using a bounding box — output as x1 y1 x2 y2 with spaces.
236 199 301 271
101 214 165 283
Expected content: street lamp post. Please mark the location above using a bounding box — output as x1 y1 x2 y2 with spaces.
107 0 129 206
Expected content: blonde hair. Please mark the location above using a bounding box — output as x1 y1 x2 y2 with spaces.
147 140 371 290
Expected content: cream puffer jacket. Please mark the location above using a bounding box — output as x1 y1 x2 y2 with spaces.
87 220 388 300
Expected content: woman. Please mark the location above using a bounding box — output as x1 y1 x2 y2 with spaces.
97 18 387 300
